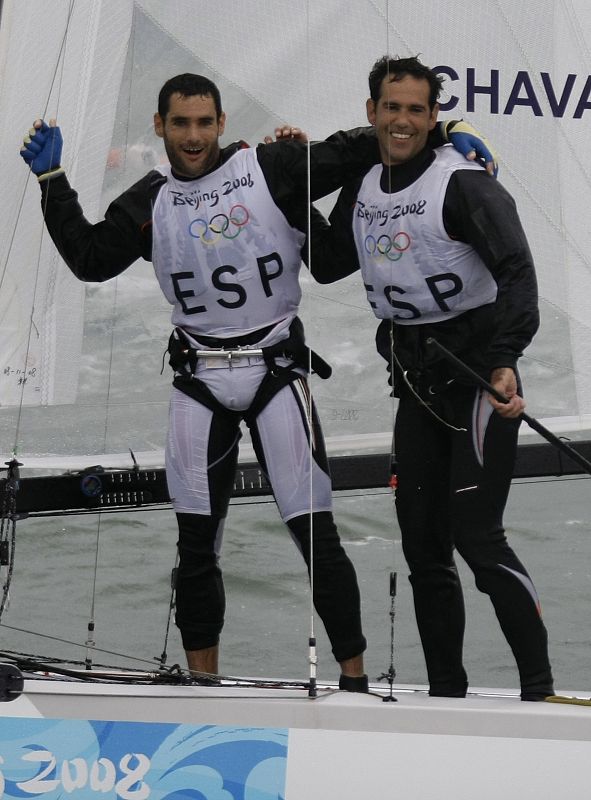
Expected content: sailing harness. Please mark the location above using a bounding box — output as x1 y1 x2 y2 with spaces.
167 317 332 423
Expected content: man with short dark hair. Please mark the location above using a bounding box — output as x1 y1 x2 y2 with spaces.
20 72 372 687
312 55 554 701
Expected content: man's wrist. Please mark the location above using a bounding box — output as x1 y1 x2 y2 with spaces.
37 166 65 183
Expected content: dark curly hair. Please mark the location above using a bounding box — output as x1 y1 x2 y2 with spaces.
368 56 443 109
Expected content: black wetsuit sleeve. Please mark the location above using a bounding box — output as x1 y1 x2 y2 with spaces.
443 170 539 370
306 177 364 284
255 127 380 227
255 122 452 231
255 129 379 275
39 172 155 282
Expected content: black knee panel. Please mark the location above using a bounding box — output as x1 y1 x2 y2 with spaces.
175 513 225 650
176 512 222 567
287 511 343 568
286 511 366 663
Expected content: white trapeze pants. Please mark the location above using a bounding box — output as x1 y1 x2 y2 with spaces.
165 358 333 522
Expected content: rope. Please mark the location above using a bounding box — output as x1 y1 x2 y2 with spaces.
0 642 315 691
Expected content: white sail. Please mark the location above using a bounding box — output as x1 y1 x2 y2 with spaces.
1 0 591 465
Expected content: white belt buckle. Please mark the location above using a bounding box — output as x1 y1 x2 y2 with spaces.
204 354 231 369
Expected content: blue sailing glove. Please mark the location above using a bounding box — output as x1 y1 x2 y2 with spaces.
443 119 498 177
20 119 65 181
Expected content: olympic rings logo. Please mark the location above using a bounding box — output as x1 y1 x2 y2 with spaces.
364 231 411 261
189 204 250 244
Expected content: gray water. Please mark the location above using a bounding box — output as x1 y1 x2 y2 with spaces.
2 474 589 693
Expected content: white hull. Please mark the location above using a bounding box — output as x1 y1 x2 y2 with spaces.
2 676 590 799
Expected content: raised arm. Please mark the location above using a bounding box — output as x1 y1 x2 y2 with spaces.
20 119 152 281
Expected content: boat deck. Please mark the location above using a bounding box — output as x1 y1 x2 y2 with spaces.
1 676 590 798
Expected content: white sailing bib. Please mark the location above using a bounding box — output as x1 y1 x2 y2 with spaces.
352 147 498 324
152 148 305 338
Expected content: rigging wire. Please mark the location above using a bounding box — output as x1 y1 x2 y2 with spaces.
157 550 179 672
84 517 101 670
0 459 18 623
0 623 161 669
304 0 317 699
0 0 77 629
1 0 148 672
82 2 142 672
383 0 400 697
0 0 75 295
0 642 324 693
0 632 322 691
6 0 77 454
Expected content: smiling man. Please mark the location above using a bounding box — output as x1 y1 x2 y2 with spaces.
154 84 226 178
365 63 438 167
311 55 554 702
19 73 379 688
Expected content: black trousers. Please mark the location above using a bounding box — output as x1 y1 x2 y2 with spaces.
394 381 553 697
175 510 366 664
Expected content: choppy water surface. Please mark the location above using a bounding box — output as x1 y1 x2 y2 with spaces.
2 474 589 693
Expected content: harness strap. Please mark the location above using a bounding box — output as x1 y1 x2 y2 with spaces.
172 360 304 427
262 317 331 379
167 317 332 380
243 368 303 427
